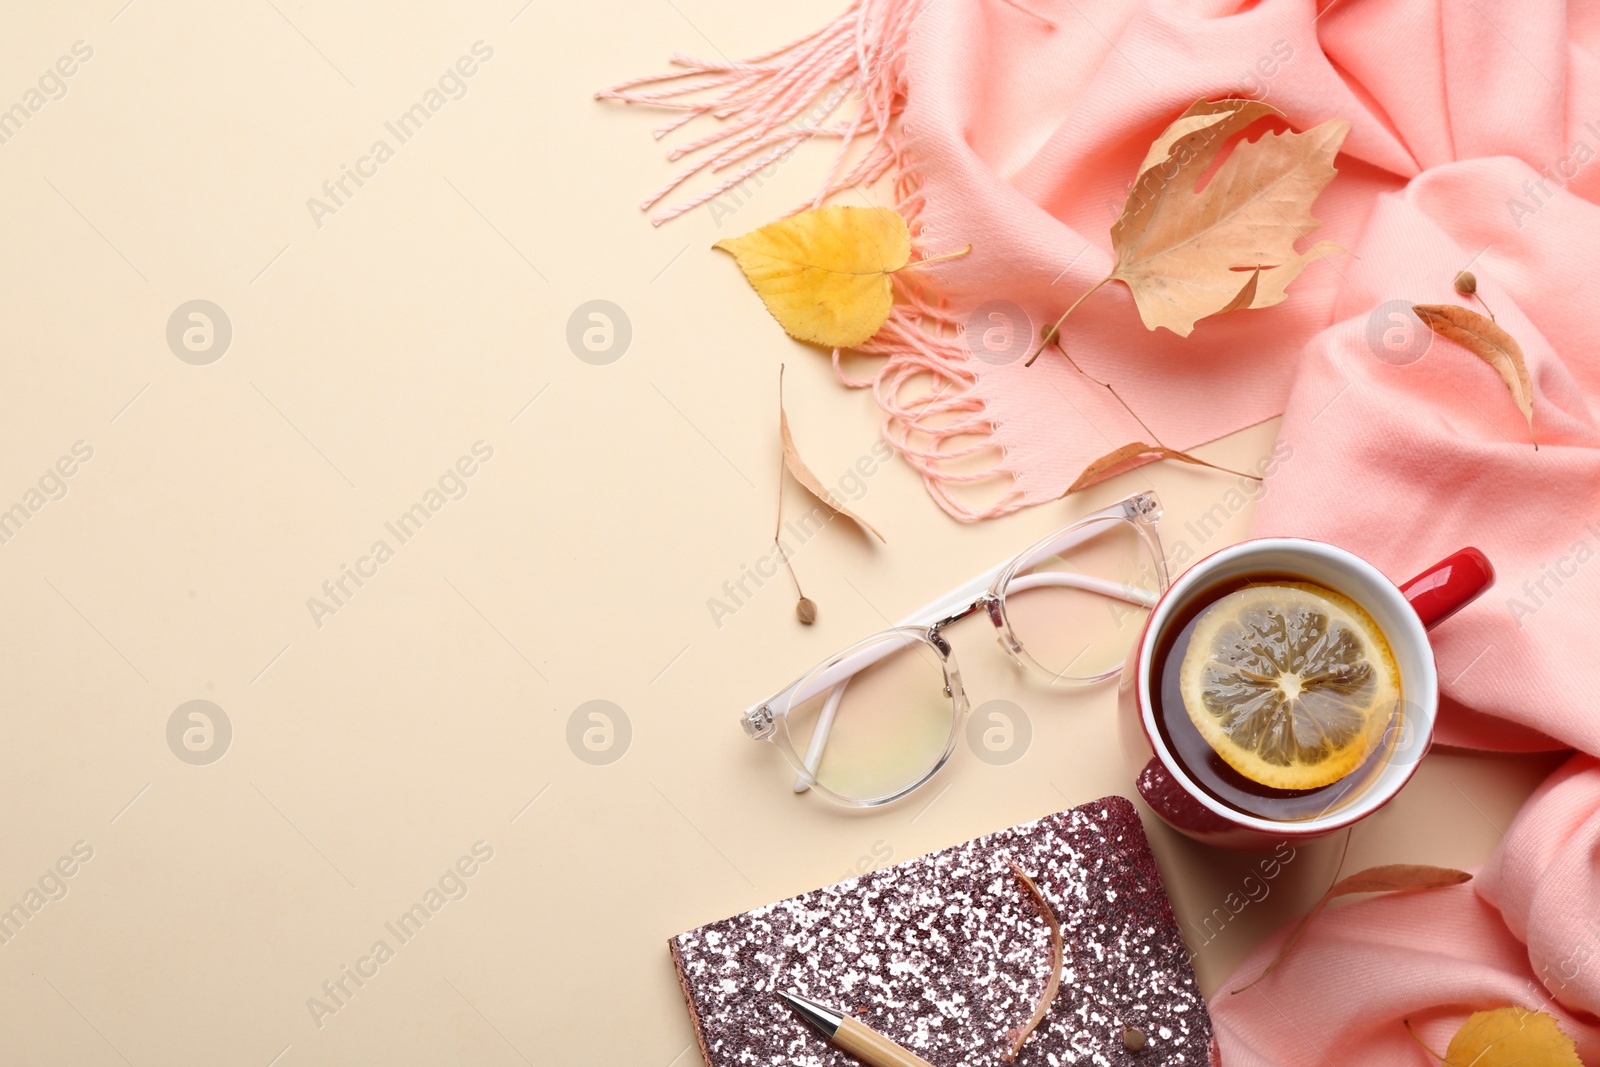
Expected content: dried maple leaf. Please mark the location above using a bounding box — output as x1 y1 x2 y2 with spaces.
1029 98 1348 364
715 205 967 349
1413 303 1537 449
1114 98 1348 334
1406 1007 1582 1066
1231 864 1470 993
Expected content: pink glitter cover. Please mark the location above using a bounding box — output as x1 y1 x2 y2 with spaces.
669 796 1212 1066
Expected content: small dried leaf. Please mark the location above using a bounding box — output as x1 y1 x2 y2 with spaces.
715 206 910 349
1232 865 1470 993
1413 304 1536 447
1063 442 1241 496
779 392 886 542
1003 863 1064 1061
795 597 818 624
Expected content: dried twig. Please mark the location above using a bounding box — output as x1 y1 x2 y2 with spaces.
1003 863 1064 1061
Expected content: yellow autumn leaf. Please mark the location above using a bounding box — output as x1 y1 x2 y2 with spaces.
716 206 945 350
1407 1007 1582 1066
1447 1008 1582 1065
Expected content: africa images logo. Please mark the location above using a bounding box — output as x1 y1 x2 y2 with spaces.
305 41 494 228
305 841 494 1029
305 442 494 628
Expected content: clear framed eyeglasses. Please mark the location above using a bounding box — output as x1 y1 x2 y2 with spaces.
740 492 1169 807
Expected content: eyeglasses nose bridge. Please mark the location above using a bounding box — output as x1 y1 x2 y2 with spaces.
927 592 1002 637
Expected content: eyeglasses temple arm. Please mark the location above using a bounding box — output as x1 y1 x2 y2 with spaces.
793 684 847 794
1008 513 1129 576
1003 571 1160 607
783 631 924 792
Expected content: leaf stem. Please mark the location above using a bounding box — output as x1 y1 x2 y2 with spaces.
1168 453 1263 482
1025 274 1112 367
1052 341 1163 444
892 244 973 273
1046 338 1262 482
1402 1020 1448 1064
775 537 805 601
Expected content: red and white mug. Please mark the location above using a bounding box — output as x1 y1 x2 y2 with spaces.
1118 539 1495 850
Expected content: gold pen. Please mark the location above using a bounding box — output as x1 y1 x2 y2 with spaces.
779 990 937 1067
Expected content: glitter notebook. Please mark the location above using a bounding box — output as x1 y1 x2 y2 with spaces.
668 796 1213 1067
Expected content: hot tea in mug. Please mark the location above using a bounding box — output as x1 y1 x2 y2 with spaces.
1151 573 1406 821
1120 537 1495 848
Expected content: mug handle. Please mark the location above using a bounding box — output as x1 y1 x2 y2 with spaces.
1399 548 1495 630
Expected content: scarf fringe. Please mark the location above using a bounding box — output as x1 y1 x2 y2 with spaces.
599 0 1025 521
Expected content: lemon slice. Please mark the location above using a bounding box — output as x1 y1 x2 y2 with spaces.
1178 582 1400 790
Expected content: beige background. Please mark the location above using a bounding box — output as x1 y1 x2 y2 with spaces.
0 2 1563 1064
